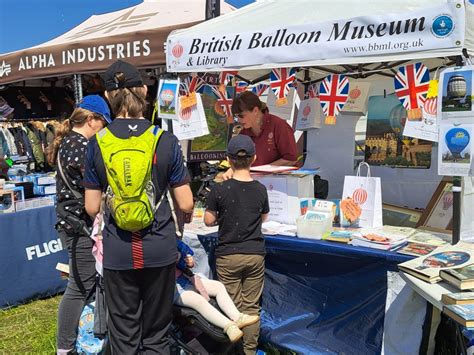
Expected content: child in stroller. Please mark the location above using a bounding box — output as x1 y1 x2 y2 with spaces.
175 239 259 343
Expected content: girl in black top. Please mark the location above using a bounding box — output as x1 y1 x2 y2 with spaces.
47 95 110 354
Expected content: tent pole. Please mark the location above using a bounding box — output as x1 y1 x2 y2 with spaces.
73 74 83 104
205 0 220 20
452 177 462 244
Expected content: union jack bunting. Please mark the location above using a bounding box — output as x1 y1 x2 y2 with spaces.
219 71 238 86
250 82 269 97
306 83 319 98
211 86 234 120
270 68 296 99
179 74 205 96
394 63 430 111
318 74 349 118
235 81 249 94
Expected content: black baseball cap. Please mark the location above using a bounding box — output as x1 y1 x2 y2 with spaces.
227 134 256 158
104 60 143 91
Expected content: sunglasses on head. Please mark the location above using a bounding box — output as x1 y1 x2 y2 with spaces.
235 113 245 119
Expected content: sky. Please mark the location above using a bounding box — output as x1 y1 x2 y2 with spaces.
0 0 253 55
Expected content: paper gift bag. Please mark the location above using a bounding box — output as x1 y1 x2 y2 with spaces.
295 98 322 130
342 162 383 228
341 81 371 115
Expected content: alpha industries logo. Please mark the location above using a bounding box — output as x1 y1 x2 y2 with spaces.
0 61 12 77
68 9 158 40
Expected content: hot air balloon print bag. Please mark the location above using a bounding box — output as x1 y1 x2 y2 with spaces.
342 162 383 228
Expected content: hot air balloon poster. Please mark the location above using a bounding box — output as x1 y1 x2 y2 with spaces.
158 79 180 120
438 123 473 176
439 66 474 121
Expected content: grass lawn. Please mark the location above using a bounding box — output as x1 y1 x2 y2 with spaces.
0 295 61 353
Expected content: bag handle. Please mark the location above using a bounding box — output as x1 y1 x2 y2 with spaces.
57 151 83 200
356 162 371 177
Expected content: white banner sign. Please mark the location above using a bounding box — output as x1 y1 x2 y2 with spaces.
167 3 464 71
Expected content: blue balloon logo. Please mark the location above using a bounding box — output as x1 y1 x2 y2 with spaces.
445 128 470 155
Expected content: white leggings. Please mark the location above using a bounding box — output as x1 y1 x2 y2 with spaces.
175 278 241 329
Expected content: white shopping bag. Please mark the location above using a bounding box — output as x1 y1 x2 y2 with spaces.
342 162 383 228
341 81 371 115
295 98 322 130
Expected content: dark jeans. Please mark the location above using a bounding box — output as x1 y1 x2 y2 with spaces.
57 231 96 352
104 263 176 355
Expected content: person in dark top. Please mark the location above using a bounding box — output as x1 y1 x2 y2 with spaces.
204 134 269 355
83 60 194 354
46 95 111 355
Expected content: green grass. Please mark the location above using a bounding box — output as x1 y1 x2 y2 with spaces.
0 295 61 354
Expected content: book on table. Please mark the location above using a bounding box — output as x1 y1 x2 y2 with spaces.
443 304 474 327
350 227 410 250
397 242 439 257
440 264 474 290
398 242 474 283
442 292 474 305
407 230 451 247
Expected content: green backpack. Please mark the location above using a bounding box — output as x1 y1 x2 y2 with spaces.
96 125 164 232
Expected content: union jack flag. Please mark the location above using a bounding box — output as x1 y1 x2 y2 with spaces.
211 86 234 119
318 74 349 117
219 71 238 86
250 82 269 97
235 81 249 94
179 74 205 96
306 83 319 98
394 63 430 110
270 68 296 99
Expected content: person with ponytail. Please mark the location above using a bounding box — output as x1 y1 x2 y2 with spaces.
222 91 299 180
53 95 111 355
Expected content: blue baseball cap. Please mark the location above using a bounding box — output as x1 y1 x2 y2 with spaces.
77 95 111 124
227 134 256 158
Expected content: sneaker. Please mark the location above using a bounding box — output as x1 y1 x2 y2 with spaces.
224 322 244 343
236 313 260 329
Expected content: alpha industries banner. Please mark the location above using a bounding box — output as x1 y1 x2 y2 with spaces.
167 2 465 72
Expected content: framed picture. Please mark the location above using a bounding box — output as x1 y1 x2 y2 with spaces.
416 179 453 233
382 203 423 228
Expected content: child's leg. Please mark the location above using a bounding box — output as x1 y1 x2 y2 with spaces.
175 290 232 330
200 278 240 321
216 255 244 310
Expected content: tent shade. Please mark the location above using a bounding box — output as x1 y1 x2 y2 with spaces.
0 0 234 85
166 0 473 72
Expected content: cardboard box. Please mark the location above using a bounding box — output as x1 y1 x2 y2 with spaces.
253 174 314 224
4 185 25 202
37 175 56 185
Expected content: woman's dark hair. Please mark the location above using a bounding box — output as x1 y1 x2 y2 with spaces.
231 91 268 116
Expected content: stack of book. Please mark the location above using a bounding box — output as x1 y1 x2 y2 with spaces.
440 264 474 290
442 292 474 328
398 242 474 283
350 226 412 250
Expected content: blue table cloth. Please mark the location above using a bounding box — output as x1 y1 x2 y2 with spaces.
0 206 67 308
198 234 412 355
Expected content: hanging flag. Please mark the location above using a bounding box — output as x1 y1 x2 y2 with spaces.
235 81 249 94
394 62 430 121
250 82 269 97
319 74 349 125
306 83 319 98
270 68 296 105
211 86 234 123
179 74 205 96
219 71 238 86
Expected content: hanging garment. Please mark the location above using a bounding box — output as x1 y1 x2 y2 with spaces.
1 127 18 156
25 125 45 169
